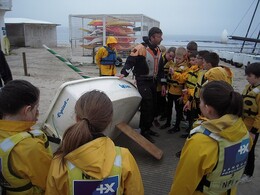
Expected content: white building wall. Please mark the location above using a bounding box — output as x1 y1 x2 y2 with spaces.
24 25 57 48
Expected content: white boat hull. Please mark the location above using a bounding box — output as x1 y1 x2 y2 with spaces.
41 77 141 140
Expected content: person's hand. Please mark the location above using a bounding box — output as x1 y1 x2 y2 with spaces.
161 85 166 96
183 100 191 111
250 132 256 140
177 96 183 104
117 74 125 79
182 89 188 95
169 67 174 75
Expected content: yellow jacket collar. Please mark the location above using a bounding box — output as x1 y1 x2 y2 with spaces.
0 120 35 132
202 114 247 142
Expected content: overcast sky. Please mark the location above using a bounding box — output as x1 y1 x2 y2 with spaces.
5 0 260 37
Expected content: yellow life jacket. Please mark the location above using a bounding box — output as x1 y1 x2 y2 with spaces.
0 130 51 194
242 84 260 117
67 146 122 195
191 126 250 194
168 61 188 87
186 66 200 89
193 70 207 102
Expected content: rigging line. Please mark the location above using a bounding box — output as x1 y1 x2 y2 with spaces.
231 0 256 35
249 22 260 37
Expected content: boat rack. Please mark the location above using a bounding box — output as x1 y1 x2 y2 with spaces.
69 14 160 62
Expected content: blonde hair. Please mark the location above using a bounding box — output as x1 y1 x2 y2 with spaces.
175 46 187 58
55 90 113 164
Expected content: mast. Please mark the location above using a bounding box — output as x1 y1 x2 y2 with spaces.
252 29 260 53
240 0 260 52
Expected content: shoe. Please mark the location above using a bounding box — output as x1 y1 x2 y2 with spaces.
180 132 189 138
149 130 160 137
175 150 182 158
168 127 180 134
153 119 160 127
141 132 155 143
240 174 252 183
160 123 170 129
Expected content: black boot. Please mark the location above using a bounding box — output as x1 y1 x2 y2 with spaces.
149 129 160 137
167 126 180 134
160 123 170 129
141 131 155 143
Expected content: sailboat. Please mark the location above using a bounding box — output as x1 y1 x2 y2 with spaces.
218 0 260 68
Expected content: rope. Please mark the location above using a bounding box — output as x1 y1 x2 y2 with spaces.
43 45 90 79
231 0 256 35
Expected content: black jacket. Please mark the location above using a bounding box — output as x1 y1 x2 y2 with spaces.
0 50 12 87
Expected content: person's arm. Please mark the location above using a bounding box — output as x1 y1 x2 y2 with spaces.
157 54 167 96
251 94 260 134
0 50 12 84
121 148 144 195
45 157 69 195
11 137 52 190
95 47 106 68
169 134 218 195
119 55 136 78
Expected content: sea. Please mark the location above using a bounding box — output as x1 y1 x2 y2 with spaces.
57 26 259 54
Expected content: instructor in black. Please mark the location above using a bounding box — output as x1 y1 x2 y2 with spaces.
119 27 166 143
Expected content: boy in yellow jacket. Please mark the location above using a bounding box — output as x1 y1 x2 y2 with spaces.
95 36 118 76
160 47 189 133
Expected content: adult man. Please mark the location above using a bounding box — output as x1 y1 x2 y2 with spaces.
119 27 166 143
95 36 118 76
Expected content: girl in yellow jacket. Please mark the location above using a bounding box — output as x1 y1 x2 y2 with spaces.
0 80 52 194
45 90 144 195
169 81 250 195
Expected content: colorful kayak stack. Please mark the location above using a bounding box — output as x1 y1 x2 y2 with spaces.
80 18 137 51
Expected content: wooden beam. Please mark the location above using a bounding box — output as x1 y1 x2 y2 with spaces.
116 122 163 160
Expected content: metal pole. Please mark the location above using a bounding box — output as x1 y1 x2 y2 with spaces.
22 52 29 76
252 29 260 53
240 0 260 52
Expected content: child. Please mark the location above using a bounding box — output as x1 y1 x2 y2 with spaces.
154 46 176 126
95 36 118 76
160 47 189 133
181 51 199 138
169 81 250 195
240 62 260 183
177 51 233 157
0 80 52 194
45 90 144 194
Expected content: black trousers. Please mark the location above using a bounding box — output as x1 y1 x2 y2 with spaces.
155 91 167 118
244 132 259 176
166 93 183 127
136 79 157 133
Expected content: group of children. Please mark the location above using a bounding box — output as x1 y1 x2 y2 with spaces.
0 80 144 194
0 41 259 194
154 41 260 192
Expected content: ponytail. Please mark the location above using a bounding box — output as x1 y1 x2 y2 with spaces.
201 81 243 117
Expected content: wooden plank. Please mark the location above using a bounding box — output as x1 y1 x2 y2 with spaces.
116 122 163 160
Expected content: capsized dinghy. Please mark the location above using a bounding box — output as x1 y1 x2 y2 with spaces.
41 77 141 140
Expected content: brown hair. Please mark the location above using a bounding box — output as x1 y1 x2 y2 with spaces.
55 90 113 164
200 81 243 117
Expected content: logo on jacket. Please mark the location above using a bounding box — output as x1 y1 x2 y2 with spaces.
221 139 250 176
73 175 119 195
57 98 69 118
